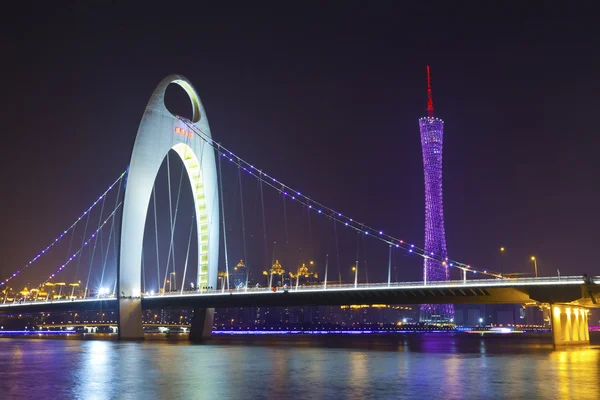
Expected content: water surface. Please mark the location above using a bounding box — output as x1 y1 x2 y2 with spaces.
1 333 599 399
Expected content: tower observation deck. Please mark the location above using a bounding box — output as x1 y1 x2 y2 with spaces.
419 66 454 323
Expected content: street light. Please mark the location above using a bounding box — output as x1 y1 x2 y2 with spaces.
351 264 358 288
531 256 538 278
499 247 505 277
479 317 483 326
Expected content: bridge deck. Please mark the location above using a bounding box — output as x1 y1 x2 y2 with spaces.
0 277 597 314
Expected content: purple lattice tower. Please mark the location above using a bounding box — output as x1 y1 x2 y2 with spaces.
419 66 454 323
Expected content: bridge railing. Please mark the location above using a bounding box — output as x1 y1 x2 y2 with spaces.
0 297 117 308
148 275 587 298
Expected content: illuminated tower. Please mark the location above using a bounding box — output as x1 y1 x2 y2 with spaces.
419 66 454 323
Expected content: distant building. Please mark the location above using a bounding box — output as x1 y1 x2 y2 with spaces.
419 66 453 323
231 260 247 289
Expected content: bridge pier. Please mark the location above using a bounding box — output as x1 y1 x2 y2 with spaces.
118 298 144 340
189 307 214 342
550 304 590 348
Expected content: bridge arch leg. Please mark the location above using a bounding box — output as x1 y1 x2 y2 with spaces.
118 298 144 340
189 307 214 342
551 304 590 348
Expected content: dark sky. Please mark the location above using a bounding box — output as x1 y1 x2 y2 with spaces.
1 1 599 288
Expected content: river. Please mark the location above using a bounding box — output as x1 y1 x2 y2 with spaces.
1 333 599 399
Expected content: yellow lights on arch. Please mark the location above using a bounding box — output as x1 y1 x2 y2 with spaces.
172 142 210 287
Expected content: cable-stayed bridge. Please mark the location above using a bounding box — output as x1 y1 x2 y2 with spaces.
1 75 597 347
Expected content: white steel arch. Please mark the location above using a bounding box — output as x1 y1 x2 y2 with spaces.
117 75 219 340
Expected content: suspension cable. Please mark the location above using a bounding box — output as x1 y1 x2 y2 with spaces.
180 214 194 295
395 254 399 284
162 153 174 293
334 220 341 285
306 201 313 260
64 226 77 298
387 245 392 287
39 203 123 288
110 187 121 298
281 184 289 244
152 186 160 293
218 147 231 290
259 172 268 275
65 222 77 272
178 117 497 278
83 186 109 298
97 178 122 297
108 221 118 298
354 232 359 288
238 167 249 291
323 253 329 289
1 171 125 289
172 161 186 291
162 153 185 292
362 234 369 284
71 209 91 297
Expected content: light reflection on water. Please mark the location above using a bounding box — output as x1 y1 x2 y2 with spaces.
0 334 599 400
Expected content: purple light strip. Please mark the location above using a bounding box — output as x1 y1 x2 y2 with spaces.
1 172 126 288
0 331 76 335
211 330 453 335
178 117 500 278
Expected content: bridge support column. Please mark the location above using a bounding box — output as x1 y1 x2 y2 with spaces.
551 304 590 348
189 307 214 342
118 298 144 340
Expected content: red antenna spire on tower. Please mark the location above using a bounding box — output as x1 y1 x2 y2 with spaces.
426 65 434 118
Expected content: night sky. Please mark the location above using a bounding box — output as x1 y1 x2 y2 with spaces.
1 2 599 288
